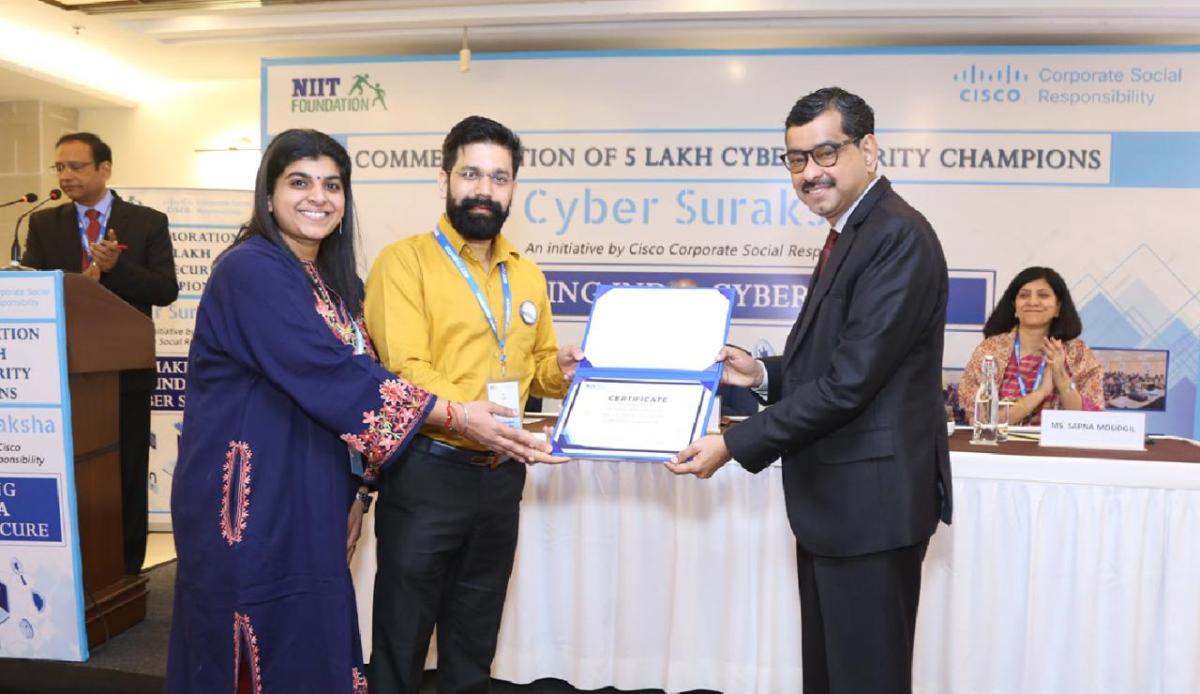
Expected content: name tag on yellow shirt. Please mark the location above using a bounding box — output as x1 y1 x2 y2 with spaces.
487 378 521 428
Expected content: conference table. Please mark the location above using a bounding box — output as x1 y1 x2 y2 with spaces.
351 431 1200 694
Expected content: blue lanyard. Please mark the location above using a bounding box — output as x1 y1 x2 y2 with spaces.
1013 335 1046 397
433 226 511 375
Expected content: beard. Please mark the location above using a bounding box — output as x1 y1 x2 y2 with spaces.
447 195 509 241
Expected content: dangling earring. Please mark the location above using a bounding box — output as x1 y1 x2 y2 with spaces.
337 222 343 237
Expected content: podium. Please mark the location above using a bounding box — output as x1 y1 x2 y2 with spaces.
61 273 153 647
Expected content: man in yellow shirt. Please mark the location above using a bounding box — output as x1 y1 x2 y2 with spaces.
364 115 579 694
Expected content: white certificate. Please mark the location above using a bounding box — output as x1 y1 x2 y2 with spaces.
558 379 710 456
583 287 731 371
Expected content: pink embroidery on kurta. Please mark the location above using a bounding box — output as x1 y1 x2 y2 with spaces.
233 611 263 694
301 261 430 482
303 261 379 359
219 441 253 545
341 379 431 483
352 666 369 693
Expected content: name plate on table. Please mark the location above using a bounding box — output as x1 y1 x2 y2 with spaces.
1040 410 1146 451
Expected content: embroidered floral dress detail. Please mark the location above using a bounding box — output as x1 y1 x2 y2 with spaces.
220 441 253 545
342 379 432 483
233 612 263 694
302 260 377 359
303 261 432 482
352 667 369 694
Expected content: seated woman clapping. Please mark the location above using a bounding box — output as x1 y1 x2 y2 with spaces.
959 266 1103 426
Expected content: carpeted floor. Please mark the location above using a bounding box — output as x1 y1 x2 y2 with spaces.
0 561 716 694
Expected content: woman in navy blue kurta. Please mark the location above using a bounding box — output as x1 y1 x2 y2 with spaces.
167 129 559 694
167 231 432 693
165 129 440 694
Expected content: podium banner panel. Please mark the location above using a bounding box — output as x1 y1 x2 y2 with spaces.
0 271 88 662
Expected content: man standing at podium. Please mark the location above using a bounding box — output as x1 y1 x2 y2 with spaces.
23 132 178 576
668 88 951 694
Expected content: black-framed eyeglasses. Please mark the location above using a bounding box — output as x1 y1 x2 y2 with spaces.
778 137 862 173
50 161 95 174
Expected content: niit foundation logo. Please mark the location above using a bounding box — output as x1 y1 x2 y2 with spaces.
290 74 388 113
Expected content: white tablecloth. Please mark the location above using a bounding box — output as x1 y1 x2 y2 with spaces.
352 449 1200 694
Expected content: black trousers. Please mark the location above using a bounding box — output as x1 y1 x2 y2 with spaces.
796 540 929 694
119 386 151 576
369 438 526 694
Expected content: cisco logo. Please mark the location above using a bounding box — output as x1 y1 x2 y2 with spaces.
953 64 1029 104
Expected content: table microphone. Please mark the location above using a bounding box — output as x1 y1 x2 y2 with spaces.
6 189 61 269
0 192 37 208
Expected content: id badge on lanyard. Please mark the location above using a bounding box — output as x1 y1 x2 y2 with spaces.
487 379 522 429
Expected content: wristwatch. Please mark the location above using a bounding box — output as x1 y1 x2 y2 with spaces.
356 489 373 512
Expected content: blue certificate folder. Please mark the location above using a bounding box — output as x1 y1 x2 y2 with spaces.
550 285 735 460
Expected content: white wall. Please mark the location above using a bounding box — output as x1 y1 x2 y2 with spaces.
79 78 260 192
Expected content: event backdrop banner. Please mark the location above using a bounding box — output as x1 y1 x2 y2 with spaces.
261 46 1200 436
0 272 88 662
118 188 252 531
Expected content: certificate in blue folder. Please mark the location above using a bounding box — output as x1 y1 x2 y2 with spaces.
550 285 734 460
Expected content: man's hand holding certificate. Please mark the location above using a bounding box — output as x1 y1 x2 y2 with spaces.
665 344 765 477
550 286 734 460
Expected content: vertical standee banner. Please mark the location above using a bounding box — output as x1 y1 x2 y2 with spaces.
0 272 88 662
118 188 253 531
264 46 1200 437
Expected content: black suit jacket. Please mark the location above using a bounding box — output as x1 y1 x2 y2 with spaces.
23 191 178 315
724 177 952 557
23 191 178 391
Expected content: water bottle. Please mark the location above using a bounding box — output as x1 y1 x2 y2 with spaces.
971 354 1000 445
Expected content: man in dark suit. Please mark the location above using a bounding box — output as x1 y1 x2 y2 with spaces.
23 132 178 575
668 88 952 694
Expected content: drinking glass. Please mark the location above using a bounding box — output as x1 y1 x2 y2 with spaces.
996 400 1014 442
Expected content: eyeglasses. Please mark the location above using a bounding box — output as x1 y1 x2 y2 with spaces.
51 161 95 174
455 167 512 188
778 137 862 173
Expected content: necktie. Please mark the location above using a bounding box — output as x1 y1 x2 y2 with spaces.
82 209 101 269
817 227 839 276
